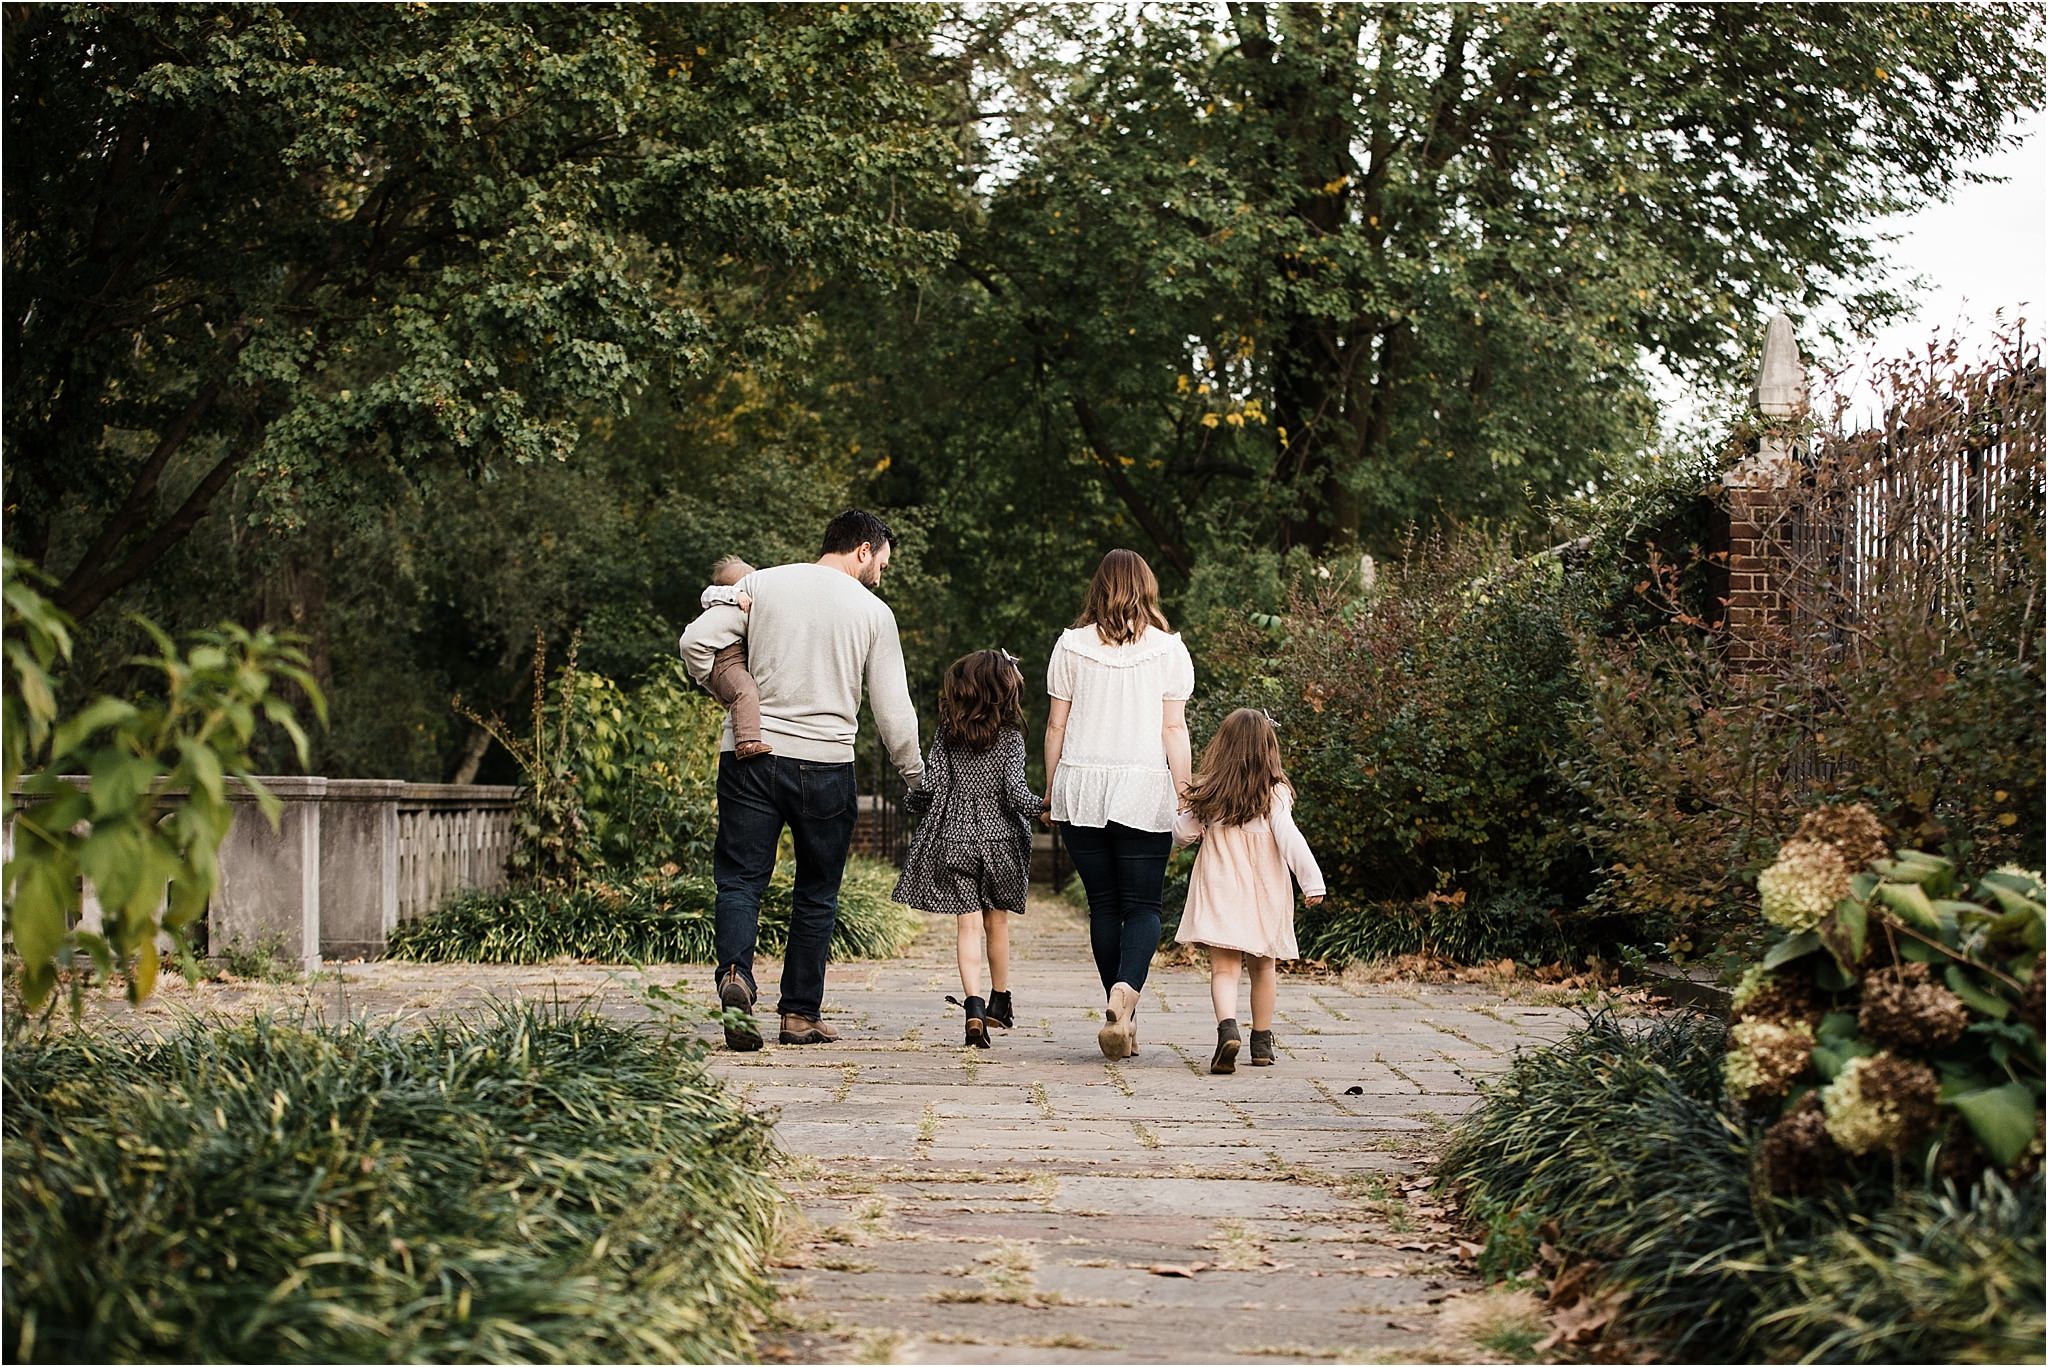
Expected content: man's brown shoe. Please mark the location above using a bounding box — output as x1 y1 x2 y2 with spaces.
719 969 761 1052
779 1014 840 1044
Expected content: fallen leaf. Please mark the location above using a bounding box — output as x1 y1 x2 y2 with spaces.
1146 1261 1210 1278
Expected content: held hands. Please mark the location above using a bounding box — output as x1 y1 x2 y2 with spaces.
1304 894 1324 907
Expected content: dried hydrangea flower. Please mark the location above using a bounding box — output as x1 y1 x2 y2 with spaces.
1731 966 1827 1027
1758 1093 1844 1197
1858 962 1970 1050
1724 1018 1816 1102
1758 838 1853 934
1821 1053 1940 1156
1792 803 1891 872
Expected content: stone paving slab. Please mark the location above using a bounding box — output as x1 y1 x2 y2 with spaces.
716 894 1584 1364
91 891 1592 1363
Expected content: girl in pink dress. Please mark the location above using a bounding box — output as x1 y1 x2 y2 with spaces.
1173 709 1326 1074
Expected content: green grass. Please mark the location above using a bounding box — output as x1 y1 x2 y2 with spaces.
1749 1174 2045 1364
1296 888 1576 965
1438 1011 2046 1363
388 856 918 964
3 1007 782 1363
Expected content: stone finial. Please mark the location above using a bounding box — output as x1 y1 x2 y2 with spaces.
1752 312 1808 417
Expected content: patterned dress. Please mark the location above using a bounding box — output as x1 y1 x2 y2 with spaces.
893 726 1042 916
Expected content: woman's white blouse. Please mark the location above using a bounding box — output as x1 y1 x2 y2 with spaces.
1046 625 1195 832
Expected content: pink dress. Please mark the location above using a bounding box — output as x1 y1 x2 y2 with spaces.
1172 786 1326 960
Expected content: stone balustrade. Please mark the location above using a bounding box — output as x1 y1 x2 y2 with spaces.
7 778 517 970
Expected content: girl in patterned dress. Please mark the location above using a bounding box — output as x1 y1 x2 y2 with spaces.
1173 708 1326 1074
894 650 1042 1047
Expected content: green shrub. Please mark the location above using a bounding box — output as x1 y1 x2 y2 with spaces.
1728 815 2044 1191
1437 1011 1768 1360
1441 1008 2047 1362
389 856 918 964
1296 888 1575 965
1206 536 1599 961
1751 1174 2045 1364
3 1008 781 1363
3 553 324 1008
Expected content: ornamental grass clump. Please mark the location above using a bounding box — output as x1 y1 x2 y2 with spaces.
3 1008 781 1364
389 856 917 964
1437 1011 1769 1359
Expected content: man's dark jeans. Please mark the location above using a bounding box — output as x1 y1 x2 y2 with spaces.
713 753 858 1020
1058 820 1171 995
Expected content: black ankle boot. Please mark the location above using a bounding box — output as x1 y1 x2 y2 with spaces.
1249 1028 1276 1066
963 995 990 1049
986 990 1014 1030
1210 1019 1242 1074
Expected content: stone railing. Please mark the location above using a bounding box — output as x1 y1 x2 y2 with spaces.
6 778 518 970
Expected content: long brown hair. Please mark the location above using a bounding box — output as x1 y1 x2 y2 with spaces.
1074 548 1169 646
1185 708 1288 828
938 650 1025 752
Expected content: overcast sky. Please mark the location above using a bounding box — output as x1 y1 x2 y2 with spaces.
1661 111 2046 434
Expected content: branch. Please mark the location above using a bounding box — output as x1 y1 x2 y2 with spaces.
58 426 261 621
1068 392 1194 576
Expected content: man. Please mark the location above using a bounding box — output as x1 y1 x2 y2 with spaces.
679 508 924 1050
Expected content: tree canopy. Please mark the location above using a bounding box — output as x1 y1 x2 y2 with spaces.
5 2 2042 781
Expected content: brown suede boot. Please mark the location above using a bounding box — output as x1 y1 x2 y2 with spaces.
1211 1019 1242 1074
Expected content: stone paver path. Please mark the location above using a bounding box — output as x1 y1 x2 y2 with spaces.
713 897 1580 1364
98 893 1586 1363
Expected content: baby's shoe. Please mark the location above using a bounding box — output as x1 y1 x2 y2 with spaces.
986 990 1014 1030
736 740 773 759
1249 1028 1276 1066
1210 1019 1242 1075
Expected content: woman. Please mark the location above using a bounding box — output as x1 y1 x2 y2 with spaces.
1043 548 1195 1060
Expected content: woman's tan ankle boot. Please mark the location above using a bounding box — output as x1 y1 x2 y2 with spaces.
1098 982 1139 1060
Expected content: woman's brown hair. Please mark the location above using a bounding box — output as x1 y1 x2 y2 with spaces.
1074 548 1169 646
939 650 1025 752
1184 708 1288 828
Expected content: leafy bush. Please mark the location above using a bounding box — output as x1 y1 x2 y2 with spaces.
1750 1173 2045 1364
3 1008 780 1363
1207 536 1599 960
1569 343 2045 958
3 553 323 1009
1296 888 1574 966
459 638 723 886
1442 1003 2046 1362
1727 809 2044 1191
389 857 918 964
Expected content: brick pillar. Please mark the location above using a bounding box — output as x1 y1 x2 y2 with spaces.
1719 311 1809 678
1722 484 1790 672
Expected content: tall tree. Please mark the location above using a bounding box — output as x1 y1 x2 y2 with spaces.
916 2 2045 563
5 3 956 620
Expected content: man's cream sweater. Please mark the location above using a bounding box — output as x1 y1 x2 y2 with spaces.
679 562 923 784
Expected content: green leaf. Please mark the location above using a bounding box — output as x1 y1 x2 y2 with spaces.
1763 930 1822 969
1947 1083 2041 1167
51 697 138 763
1875 882 1944 935
1944 965 2011 1020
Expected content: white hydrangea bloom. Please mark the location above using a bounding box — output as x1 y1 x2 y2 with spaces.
1758 838 1852 933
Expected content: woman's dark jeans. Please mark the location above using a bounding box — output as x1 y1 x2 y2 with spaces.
1058 821 1171 995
